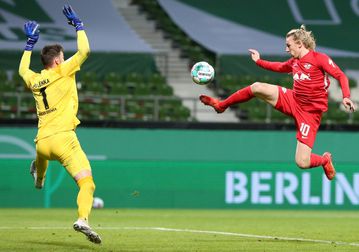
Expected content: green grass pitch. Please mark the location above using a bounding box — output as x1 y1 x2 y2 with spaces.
0 209 358 251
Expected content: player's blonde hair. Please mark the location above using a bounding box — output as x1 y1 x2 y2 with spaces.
286 25 316 50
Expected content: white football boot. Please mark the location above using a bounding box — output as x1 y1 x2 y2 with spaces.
29 160 45 189
73 219 102 244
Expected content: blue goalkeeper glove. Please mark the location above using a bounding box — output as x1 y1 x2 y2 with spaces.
24 21 40 51
62 4 84 31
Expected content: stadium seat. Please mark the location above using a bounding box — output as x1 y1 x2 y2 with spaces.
271 108 291 123
126 100 145 120
86 81 103 94
134 83 151 96
20 97 36 112
0 76 17 93
349 78 357 88
80 71 98 83
279 76 293 88
104 102 122 120
12 72 25 91
104 72 123 83
110 82 128 95
0 70 7 82
236 100 268 122
248 101 267 122
238 75 256 86
0 95 17 119
173 106 191 121
323 102 349 124
158 85 173 96
126 72 144 84
136 0 214 64
159 105 173 121
147 73 166 85
352 110 359 124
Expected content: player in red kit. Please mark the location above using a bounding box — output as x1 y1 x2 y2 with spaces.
200 25 356 180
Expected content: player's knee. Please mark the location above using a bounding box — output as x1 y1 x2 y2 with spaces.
295 157 310 169
87 179 96 194
250 82 265 95
78 176 96 193
88 179 96 193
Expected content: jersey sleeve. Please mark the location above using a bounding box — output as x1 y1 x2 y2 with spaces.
317 53 350 98
256 58 293 73
18 50 37 89
59 30 90 76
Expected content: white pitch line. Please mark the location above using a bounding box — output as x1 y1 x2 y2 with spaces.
123 227 359 247
0 226 358 247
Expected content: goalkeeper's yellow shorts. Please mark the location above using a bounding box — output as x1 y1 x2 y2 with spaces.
36 130 91 178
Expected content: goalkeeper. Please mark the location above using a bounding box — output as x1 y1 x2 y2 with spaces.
19 5 101 244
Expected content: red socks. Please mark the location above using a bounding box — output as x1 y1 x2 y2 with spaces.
309 153 326 168
219 86 254 109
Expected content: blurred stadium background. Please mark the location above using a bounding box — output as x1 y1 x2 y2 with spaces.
1 0 359 250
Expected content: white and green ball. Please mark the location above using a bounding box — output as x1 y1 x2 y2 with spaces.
191 61 215 85
93 197 104 209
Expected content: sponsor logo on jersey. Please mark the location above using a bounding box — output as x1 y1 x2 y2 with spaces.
38 107 57 116
293 73 311 81
304 63 312 69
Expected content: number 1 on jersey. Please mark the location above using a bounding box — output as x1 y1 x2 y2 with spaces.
40 87 49 109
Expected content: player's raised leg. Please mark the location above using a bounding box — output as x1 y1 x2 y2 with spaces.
322 152 335 180
199 82 279 113
29 156 48 189
295 141 335 180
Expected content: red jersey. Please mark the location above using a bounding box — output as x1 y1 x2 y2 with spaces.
256 51 350 112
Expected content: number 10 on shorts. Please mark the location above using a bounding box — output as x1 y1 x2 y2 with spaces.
300 123 310 137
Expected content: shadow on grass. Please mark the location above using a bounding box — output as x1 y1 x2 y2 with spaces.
28 240 95 250
24 239 128 252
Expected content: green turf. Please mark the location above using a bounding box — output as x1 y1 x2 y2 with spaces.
0 209 358 251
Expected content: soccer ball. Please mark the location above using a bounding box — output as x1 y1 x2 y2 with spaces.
191 61 215 85
93 197 104 209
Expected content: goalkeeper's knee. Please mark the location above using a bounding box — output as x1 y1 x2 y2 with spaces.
77 176 96 194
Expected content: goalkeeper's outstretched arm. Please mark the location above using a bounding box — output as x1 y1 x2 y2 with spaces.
19 21 39 86
76 30 90 65
19 48 32 80
63 4 90 66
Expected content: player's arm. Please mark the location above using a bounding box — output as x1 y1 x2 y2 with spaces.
318 53 356 112
75 30 90 65
19 21 40 88
249 49 292 73
61 5 90 75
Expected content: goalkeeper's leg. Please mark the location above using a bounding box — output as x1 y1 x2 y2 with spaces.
76 175 95 222
73 174 101 244
59 131 101 244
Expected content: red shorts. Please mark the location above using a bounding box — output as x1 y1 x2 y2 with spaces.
275 86 322 148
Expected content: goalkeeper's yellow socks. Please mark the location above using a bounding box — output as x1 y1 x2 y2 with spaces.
76 176 95 221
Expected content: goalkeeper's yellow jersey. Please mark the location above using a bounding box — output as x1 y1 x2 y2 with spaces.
19 30 90 142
